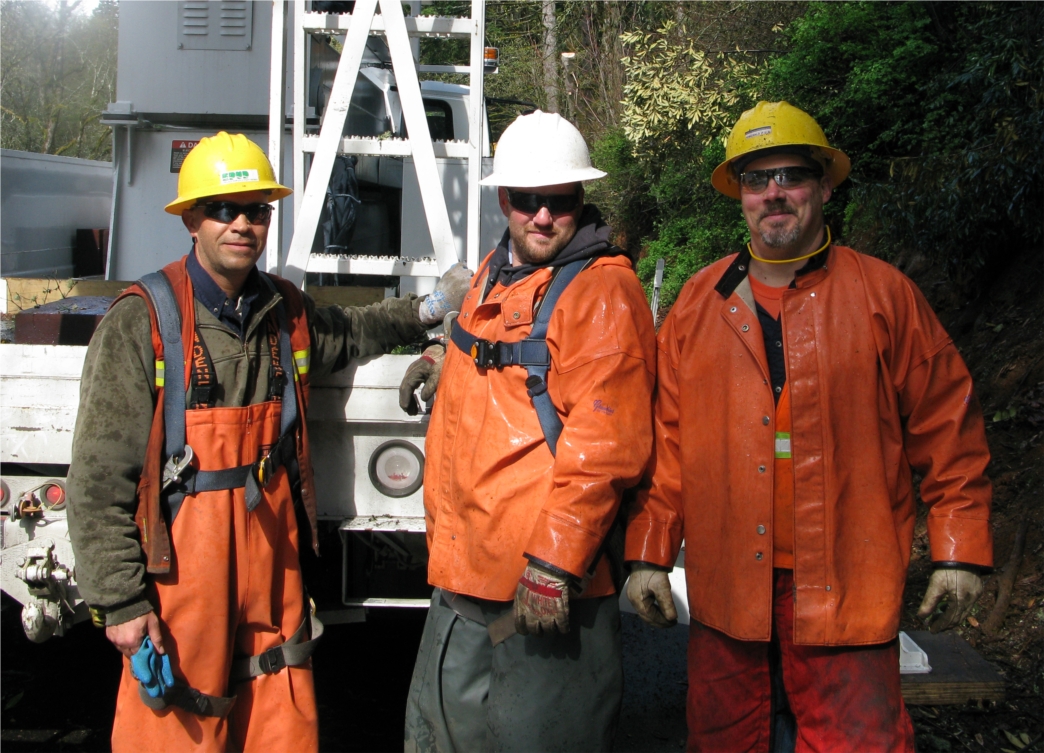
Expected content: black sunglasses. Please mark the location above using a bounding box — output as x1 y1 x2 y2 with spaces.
195 201 274 224
738 166 823 193
505 189 581 215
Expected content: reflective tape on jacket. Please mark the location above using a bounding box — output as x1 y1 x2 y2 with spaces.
774 431 791 459
293 349 310 379
155 360 165 387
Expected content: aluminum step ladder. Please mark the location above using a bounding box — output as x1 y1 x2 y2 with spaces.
267 0 487 288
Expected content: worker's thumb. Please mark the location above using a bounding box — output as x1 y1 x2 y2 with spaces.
916 570 948 620
648 571 678 624
146 611 166 655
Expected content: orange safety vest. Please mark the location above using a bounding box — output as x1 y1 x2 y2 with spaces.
113 257 320 574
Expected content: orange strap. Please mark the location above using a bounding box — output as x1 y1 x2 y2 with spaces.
773 384 795 569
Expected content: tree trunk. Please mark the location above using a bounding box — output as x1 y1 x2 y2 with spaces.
542 0 558 113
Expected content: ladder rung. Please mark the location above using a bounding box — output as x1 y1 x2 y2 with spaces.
301 135 472 159
302 13 475 38
307 254 440 277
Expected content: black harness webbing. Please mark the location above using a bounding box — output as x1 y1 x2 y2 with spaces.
137 271 300 524
449 258 590 456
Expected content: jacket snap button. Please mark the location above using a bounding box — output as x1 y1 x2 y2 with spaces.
811 292 816 298
826 585 832 591
758 465 766 473
757 525 766 535
741 324 749 332
762 416 770 425
730 306 737 313
512 311 520 320
451 535 456 540
738 265 746 272
494 293 500 298
755 552 763 561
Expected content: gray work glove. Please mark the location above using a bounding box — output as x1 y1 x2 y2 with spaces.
514 561 571 636
398 343 446 416
419 263 472 326
626 564 678 628
916 567 983 633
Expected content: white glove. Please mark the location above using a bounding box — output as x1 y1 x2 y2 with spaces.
626 565 678 628
917 568 983 632
419 263 472 325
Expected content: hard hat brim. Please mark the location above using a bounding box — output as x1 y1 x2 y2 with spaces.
479 165 606 188
164 181 292 215
711 145 850 199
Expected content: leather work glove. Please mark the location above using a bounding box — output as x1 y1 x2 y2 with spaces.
398 343 446 415
131 636 175 699
419 263 472 326
916 568 984 633
515 561 571 636
626 564 678 628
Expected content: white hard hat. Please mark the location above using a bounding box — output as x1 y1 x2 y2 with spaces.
480 110 606 187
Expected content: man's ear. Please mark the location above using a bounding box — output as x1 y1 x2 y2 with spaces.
182 208 200 237
498 187 510 218
820 175 834 205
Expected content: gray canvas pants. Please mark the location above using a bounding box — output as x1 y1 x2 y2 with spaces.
404 589 623 753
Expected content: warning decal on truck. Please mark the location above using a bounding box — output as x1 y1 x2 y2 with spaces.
170 140 201 173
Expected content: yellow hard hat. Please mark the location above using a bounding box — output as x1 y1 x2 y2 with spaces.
711 101 850 199
164 132 291 215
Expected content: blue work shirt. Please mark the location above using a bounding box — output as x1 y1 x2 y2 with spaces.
186 248 261 340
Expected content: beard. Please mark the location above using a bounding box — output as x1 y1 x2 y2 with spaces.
757 204 801 248
508 224 572 266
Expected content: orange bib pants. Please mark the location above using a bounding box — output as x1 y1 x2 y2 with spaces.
111 401 318 752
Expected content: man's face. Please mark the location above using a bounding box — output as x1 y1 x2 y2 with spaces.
498 183 583 266
181 190 271 281
739 154 832 256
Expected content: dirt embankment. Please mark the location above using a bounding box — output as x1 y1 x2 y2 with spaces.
900 245 1043 752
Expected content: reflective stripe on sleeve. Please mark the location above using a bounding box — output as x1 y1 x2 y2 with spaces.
155 360 165 387
774 432 791 459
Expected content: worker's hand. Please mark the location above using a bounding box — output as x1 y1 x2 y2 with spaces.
917 568 983 633
398 344 446 415
626 565 678 628
106 610 165 658
514 561 571 636
419 263 472 326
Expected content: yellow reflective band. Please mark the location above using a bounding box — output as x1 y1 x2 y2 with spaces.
155 360 165 387
774 432 791 459
294 349 310 375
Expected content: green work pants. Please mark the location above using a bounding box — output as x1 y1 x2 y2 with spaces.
404 589 623 753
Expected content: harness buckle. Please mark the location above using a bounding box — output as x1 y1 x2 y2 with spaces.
470 339 498 368
257 645 287 675
255 455 274 488
161 445 195 492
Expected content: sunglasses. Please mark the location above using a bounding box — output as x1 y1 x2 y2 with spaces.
195 201 274 224
505 189 581 215
738 167 823 193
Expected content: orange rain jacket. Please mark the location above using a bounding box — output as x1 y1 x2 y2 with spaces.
424 253 656 601
625 245 992 645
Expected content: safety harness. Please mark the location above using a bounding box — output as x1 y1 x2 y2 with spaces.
449 258 589 456
135 270 323 718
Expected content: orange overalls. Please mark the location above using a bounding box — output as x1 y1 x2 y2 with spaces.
110 261 319 752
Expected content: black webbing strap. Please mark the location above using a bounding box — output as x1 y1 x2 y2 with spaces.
448 258 590 456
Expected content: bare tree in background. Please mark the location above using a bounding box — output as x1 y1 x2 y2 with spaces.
541 0 558 113
1 0 118 160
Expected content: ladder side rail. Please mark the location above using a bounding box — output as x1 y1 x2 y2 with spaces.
292 0 307 261
466 0 486 271
380 0 458 276
267 0 288 276
284 0 381 289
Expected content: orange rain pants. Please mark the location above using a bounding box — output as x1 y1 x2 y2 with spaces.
110 400 318 752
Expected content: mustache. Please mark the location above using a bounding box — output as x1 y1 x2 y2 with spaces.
758 203 796 221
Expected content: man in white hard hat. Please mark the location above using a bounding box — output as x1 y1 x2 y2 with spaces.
400 111 656 752
625 102 993 750
65 132 469 752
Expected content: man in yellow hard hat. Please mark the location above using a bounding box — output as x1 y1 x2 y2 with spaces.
66 132 469 752
624 102 993 751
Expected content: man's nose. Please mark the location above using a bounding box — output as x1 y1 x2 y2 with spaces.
228 211 253 231
762 176 787 201
532 205 554 225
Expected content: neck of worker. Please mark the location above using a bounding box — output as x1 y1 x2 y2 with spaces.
748 221 827 289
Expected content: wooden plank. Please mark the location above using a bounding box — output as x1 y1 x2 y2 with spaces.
901 630 1005 705
3 278 128 313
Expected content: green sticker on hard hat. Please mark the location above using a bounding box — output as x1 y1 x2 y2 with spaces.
220 169 259 184
745 126 772 139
